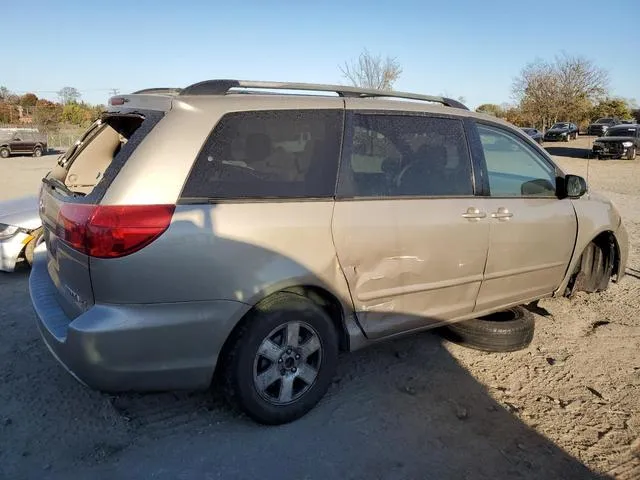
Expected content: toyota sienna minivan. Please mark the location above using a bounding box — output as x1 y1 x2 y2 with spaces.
30 80 628 424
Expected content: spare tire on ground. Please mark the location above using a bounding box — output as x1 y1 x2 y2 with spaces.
442 306 535 352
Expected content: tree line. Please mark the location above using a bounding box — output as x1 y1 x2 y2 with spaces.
478 54 638 130
340 50 638 130
0 86 104 131
2 52 636 133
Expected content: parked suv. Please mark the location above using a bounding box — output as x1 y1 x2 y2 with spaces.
30 80 629 425
587 117 620 136
0 129 48 158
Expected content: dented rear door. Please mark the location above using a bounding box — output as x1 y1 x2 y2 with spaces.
332 109 490 339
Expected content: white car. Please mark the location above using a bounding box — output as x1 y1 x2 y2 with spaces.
0 196 42 272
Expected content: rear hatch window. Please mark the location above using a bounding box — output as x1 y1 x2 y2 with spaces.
39 110 164 319
48 111 163 198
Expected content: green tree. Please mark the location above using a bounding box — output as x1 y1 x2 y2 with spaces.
589 98 633 121
62 103 86 124
476 104 505 117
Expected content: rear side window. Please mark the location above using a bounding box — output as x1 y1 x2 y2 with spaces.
182 110 344 200
337 114 473 198
50 110 164 197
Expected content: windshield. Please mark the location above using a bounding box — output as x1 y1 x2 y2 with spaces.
596 118 614 124
606 128 636 137
551 123 569 129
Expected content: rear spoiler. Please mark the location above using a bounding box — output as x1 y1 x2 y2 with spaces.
107 94 173 112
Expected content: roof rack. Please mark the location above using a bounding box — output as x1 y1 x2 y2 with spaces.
131 87 182 95
178 79 468 110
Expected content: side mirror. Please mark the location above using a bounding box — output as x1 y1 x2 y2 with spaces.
565 174 587 198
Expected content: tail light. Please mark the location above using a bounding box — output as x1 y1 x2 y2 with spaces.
57 204 175 258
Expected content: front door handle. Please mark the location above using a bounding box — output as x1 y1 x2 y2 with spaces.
461 207 487 220
491 207 513 220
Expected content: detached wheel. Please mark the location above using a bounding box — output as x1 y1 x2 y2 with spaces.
33 146 43 157
443 306 535 352
0 147 9 158
222 292 339 425
627 147 636 160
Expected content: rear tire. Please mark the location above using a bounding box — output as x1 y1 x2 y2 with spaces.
222 292 339 425
443 306 535 352
33 146 42 157
0 147 9 158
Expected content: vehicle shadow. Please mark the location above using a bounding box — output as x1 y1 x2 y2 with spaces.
1 208 610 480
545 145 590 159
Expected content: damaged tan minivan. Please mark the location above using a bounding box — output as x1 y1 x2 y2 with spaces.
30 80 628 424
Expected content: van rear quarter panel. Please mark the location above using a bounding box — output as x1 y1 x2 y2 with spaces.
90 203 354 310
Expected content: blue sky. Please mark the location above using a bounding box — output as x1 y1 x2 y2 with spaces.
3 0 638 109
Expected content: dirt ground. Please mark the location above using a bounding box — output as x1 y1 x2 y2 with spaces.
0 137 638 479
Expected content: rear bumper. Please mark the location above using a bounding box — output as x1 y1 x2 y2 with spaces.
0 232 30 272
29 244 250 392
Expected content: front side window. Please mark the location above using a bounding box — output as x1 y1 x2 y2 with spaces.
478 124 557 197
182 110 343 200
337 114 473 198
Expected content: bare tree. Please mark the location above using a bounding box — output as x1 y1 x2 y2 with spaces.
555 53 609 124
340 49 402 90
512 55 610 129
513 59 562 130
57 86 81 105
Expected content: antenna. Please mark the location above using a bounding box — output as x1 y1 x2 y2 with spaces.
586 134 591 191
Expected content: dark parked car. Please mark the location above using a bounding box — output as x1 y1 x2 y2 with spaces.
587 117 620 136
543 122 579 142
592 124 639 160
0 130 48 158
521 127 543 144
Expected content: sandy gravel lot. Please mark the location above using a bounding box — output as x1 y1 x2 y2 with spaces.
0 137 638 479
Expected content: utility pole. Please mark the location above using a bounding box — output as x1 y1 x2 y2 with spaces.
109 88 120 97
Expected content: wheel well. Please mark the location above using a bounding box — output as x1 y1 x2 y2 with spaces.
566 231 619 295
213 286 350 384
280 286 350 352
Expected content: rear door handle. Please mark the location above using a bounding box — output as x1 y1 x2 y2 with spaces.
461 207 487 220
491 207 513 219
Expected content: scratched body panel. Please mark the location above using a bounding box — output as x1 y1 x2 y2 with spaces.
332 198 490 338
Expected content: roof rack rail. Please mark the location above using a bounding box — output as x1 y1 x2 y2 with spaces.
131 87 182 95
179 79 468 110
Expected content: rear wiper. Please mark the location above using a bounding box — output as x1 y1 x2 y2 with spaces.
42 177 77 197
